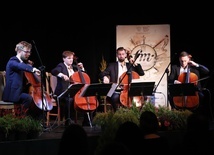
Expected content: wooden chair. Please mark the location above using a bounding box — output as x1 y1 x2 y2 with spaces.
0 71 15 116
99 96 112 112
45 72 60 126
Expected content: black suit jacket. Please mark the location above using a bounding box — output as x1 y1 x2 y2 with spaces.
99 62 145 83
168 64 209 90
51 63 79 96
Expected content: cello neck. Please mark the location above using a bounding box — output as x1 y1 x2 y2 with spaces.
78 70 86 84
185 67 190 83
73 57 86 84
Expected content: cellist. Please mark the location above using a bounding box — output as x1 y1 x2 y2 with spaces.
168 51 210 112
2 41 41 119
51 50 90 126
99 47 145 112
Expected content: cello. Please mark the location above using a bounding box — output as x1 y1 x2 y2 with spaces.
24 61 53 111
71 59 98 112
119 71 144 108
173 67 199 110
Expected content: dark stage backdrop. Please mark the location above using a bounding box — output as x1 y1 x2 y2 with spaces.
1 9 213 113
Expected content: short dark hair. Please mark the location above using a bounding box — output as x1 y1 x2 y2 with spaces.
116 47 126 53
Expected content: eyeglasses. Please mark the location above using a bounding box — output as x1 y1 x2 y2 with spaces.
21 50 31 54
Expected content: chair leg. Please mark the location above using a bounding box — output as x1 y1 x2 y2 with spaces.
46 112 50 126
57 106 60 126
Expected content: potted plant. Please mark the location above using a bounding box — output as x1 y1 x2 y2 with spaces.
142 102 192 130
0 114 43 141
0 114 17 141
15 115 43 140
0 116 8 141
26 116 43 139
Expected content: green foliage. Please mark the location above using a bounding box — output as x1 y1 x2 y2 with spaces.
142 102 192 130
141 101 156 113
0 114 17 136
0 114 42 141
93 111 114 127
93 101 193 155
15 116 43 133
158 108 192 130
93 101 192 131
93 106 140 155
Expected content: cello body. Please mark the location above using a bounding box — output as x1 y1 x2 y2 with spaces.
119 71 144 108
173 72 199 110
72 70 98 112
25 72 53 111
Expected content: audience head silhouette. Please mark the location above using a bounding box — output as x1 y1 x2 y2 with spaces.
57 124 88 155
186 113 210 131
139 111 169 154
114 121 143 154
140 110 159 135
182 113 214 154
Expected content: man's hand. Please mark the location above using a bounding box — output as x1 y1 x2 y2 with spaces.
103 76 110 83
33 68 41 75
174 80 181 84
188 61 199 67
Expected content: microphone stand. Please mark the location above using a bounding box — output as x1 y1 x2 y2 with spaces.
32 40 47 129
153 53 177 107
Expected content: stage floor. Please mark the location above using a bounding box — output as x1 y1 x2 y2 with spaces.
0 118 102 155
39 122 102 140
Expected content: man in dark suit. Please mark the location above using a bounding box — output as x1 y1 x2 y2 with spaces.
51 50 90 126
2 41 41 117
168 51 210 113
99 47 145 111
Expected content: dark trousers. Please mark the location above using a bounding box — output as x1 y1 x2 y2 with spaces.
60 97 74 124
107 92 121 112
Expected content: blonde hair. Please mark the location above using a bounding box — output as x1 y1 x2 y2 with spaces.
15 41 32 52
